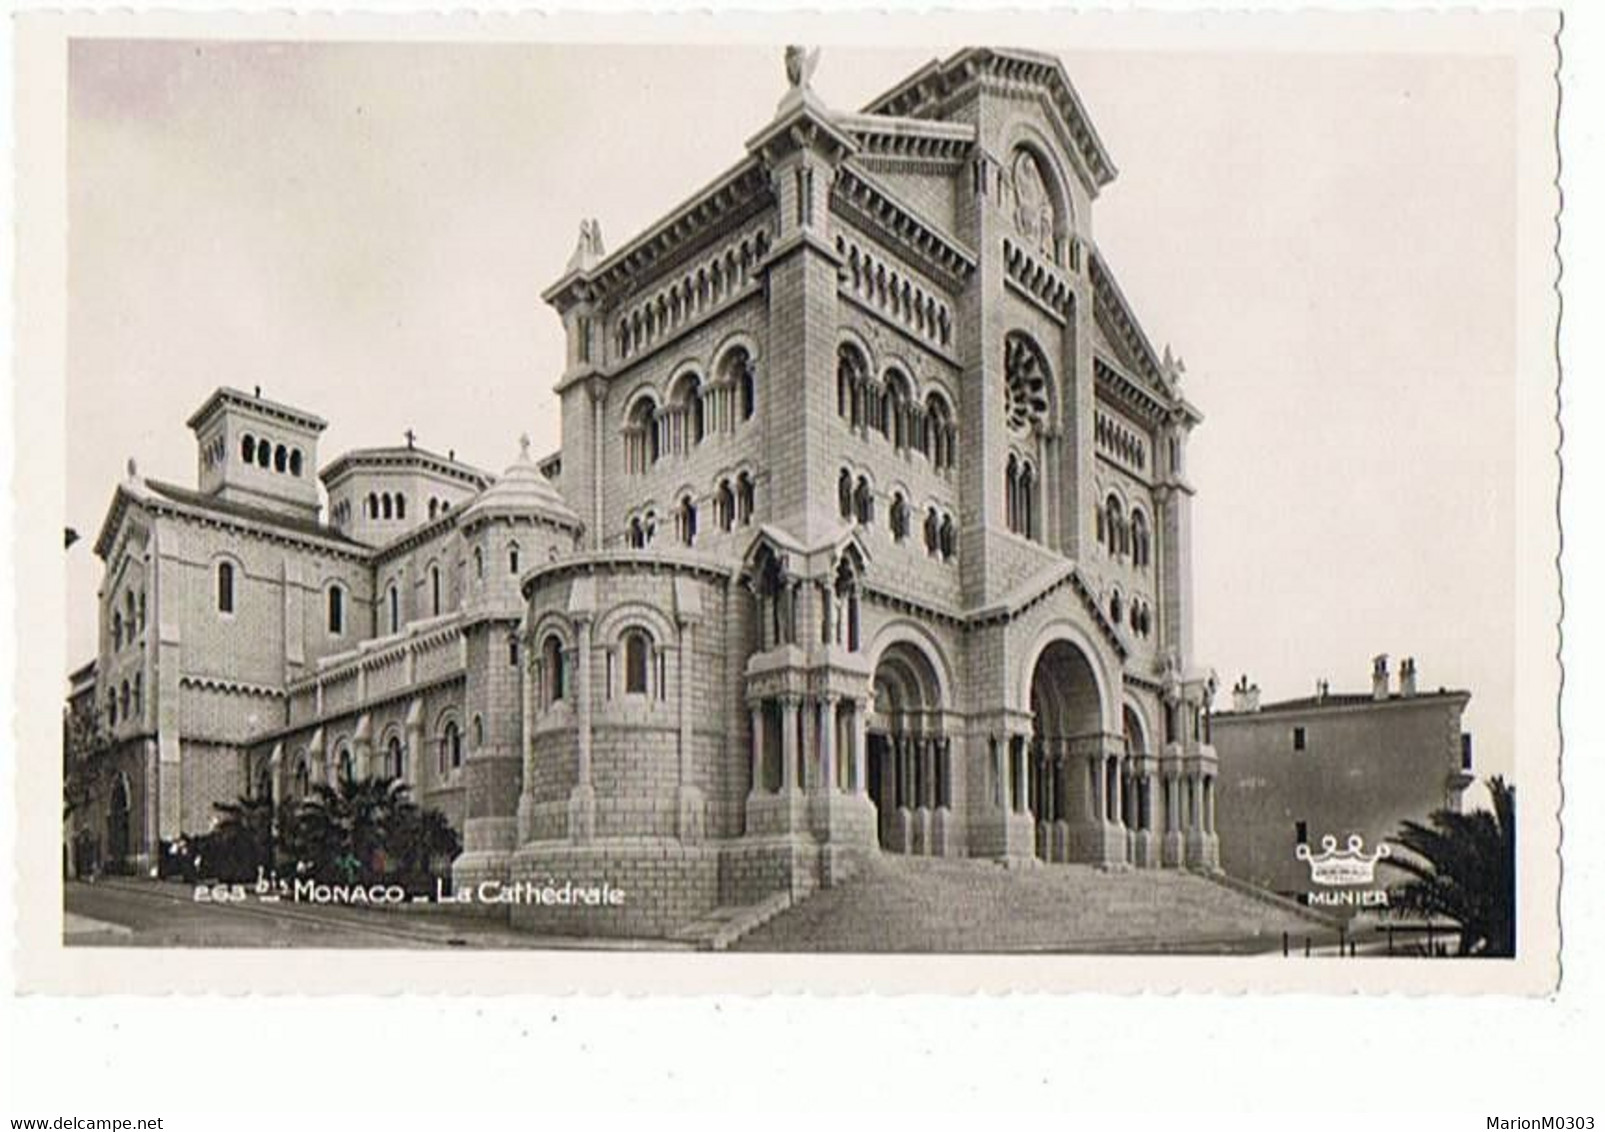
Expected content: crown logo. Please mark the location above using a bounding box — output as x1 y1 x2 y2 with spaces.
1296 834 1391 887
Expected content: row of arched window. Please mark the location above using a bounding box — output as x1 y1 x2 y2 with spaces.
1098 494 1152 568
426 497 454 520
238 433 305 478
836 343 957 471
110 587 146 651
1108 591 1155 639
105 672 143 728
626 471 757 550
533 625 668 709
1004 453 1039 540
365 492 408 522
294 716 472 795
838 468 957 563
623 347 758 473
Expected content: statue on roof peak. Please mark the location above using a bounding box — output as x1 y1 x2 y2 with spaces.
785 46 820 91
565 218 606 274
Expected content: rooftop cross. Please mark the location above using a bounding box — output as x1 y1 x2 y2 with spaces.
404 428 416 450
519 433 532 461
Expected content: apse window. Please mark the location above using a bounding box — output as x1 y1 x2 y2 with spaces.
1292 726 1307 752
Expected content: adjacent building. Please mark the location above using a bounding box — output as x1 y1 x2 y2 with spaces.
1212 656 1475 899
71 47 1222 938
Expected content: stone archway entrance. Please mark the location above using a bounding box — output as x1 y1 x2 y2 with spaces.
1024 638 1125 865
867 642 951 856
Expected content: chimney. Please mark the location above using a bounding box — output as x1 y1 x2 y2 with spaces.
1371 654 1390 701
1399 657 1418 697
1231 674 1260 713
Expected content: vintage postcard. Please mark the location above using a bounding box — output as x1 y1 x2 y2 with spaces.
11 9 1562 994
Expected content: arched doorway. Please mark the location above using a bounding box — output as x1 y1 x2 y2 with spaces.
1122 704 1155 866
867 641 950 855
106 773 131 874
1025 639 1104 862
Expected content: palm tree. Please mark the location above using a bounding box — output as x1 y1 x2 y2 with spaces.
1386 776 1516 957
287 773 417 885
200 792 294 883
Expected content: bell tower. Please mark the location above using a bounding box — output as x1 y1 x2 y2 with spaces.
187 386 326 523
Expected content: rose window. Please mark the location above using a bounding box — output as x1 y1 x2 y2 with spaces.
1004 332 1050 433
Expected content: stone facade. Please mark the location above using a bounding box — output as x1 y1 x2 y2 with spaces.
503 48 1220 936
1213 656 1476 898
70 49 1221 941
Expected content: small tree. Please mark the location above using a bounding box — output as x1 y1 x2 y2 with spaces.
63 701 115 821
1387 776 1516 957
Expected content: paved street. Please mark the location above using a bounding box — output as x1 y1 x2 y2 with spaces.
64 878 685 950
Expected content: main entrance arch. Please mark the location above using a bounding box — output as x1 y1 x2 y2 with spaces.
1024 638 1106 861
106 772 131 874
867 641 951 855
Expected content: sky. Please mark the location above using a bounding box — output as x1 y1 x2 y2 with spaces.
65 39 1518 782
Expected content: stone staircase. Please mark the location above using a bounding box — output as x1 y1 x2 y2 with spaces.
733 853 1339 953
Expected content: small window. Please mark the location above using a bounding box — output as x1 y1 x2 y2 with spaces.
441 721 462 774
472 715 485 747
327 585 345 635
396 494 406 520
274 444 288 473
256 438 271 468
386 584 400 634
474 547 484 579
387 735 405 780
216 562 235 614
430 566 442 617
624 629 651 695
241 434 255 463
337 746 354 780
508 635 520 667
1295 820 1309 845
508 544 520 575
1292 726 1307 752
289 449 303 477
543 635 566 704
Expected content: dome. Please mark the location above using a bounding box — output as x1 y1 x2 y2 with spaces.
457 435 580 530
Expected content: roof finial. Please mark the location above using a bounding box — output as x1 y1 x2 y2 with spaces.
126 457 138 482
785 46 820 91
518 433 531 461
404 427 416 450
565 218 606 274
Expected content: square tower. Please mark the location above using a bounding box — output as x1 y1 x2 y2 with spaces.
186 387 326 523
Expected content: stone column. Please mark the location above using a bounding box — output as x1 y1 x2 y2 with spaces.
780 695 800 793
568 612 596 843
817 695 838 794
852 700 868 795
674 606 703 842
749 704 766 795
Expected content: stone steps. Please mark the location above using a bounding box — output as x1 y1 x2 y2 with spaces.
733 852 1336 953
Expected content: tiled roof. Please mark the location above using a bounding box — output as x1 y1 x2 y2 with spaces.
143 479 363 548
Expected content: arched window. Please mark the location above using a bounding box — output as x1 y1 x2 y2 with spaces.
125 590 136 636
386 583 400 634
440 721 462 774
119 680 130 720
327 584 345 635
672 372 705 447
739 359 756 421
626 395 660 472
1019 461 1036 541
112 611 123 650
890 493 909 542
367 493 378 520
274 444 288 473
926 392 955 472
1105 495 1124 559
853 477 874 525
473 546 484 579
623 629 651 695
677 496 697 546
508 543 520 575
884 370 910 449
924 507 940 555
508 634 520 668
289 449 303 477
382 494 394 520
395 494 406 520
132 673 142 717
240 434 255 463
938 514 956 561
542 635 566 705
387 735 405 780
838 344 868 428
716 480 735 532
429 498 439 520
736 473 755 525
294 758 309 798
472 715 485 747
337 745 354 781
430 565 442 616
628 517 646 549
256 438 271 468
1005 453 1020 534
216 562 235 614
107 692 117 728
1132 509 1151 568
1109 593 1124 626
838 469 854 521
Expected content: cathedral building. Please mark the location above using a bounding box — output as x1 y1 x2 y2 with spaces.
73 47 1219 939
